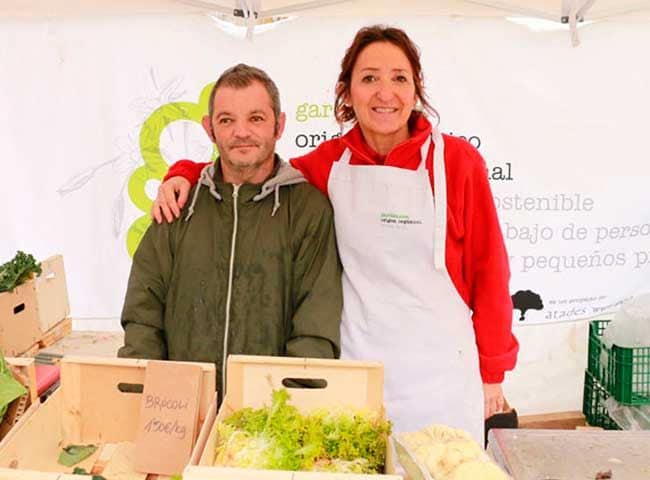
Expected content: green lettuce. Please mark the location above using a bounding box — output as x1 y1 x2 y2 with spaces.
58 444 98 467
215 389 390 473
0 353 28 423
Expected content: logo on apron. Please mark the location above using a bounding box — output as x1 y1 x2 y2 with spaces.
380 213 423 227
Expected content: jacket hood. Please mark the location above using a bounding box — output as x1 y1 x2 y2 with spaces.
185 157 305 221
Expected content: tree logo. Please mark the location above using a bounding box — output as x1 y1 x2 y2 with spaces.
126 83 216 256
512 290 544 321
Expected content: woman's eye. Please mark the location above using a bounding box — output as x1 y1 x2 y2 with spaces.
361 75 376 83
395 75 409 83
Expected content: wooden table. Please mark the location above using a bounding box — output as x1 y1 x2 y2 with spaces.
488 428 650 479
35 330 123 364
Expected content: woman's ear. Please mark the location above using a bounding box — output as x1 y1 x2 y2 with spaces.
335 81 348 102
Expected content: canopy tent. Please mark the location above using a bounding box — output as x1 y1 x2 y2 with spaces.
3 0 650 46
3 0 650 20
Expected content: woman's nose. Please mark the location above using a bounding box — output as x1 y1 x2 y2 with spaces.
375 80 395 102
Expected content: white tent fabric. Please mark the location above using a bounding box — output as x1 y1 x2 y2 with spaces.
3 0 650 20
3 0 650 47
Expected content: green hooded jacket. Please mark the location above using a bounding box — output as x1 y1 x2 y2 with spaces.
118 158 342 396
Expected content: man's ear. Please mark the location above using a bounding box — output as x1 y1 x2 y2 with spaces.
275 112 287 139
202 115 215 142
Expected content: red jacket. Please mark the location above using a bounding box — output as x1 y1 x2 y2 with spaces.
165 114 518 383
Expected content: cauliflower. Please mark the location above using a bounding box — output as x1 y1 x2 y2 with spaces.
425 424 473 443
401 430 432 448
445 439 486 463
413 443 446 476
399 424 509 480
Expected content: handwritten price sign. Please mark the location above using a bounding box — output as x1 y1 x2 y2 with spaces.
135 361 203 475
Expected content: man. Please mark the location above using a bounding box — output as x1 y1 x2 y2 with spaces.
119 64 342 397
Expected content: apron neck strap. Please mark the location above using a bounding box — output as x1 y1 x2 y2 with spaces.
418 135 431 172
431 128 447 271
339 148 353 165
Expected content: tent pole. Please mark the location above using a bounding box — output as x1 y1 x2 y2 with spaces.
576 0 597 19
175 0 352 19
562 0 597 47
561 0 596 23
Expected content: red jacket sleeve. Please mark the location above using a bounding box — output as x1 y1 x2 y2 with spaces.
457 142 519 384
290 140 345 197
163 160 209 185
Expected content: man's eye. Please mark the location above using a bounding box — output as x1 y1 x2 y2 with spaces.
251 116 264 122
218 118 232 125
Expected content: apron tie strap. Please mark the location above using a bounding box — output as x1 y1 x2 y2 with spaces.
431 130 447 271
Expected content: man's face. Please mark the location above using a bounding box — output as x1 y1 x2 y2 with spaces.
203 81 285 177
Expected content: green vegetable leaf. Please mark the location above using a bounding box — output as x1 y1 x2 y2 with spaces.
215 388 391 473
58 444 98 467
0 251 42 293
71 467 107 480
0 352 28 423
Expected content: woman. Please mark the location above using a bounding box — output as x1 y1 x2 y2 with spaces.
152 25 518 443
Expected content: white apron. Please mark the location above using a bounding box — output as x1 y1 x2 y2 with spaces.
328 129 484 444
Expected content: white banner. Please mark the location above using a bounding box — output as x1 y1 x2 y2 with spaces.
1 15 649 325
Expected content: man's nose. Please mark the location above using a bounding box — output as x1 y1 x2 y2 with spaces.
232 121 251 138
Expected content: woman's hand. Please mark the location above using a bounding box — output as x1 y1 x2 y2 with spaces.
483 383 505 419
151 176 191 224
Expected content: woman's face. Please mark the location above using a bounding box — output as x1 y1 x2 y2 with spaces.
348 41 417 150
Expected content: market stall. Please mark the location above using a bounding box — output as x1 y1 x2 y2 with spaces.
2 1 650 479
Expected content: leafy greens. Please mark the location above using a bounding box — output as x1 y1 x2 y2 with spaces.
215 389 390 473
0 352 28 423
0 251 42 293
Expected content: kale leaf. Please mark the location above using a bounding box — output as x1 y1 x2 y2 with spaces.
0 251 42 293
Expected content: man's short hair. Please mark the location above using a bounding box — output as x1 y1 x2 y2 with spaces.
208 64 281 122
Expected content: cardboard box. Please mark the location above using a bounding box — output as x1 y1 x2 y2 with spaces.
185 355 400 480
0 256 70 356
0 357 216 478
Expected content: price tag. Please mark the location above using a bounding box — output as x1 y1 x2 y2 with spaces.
135 361 202 475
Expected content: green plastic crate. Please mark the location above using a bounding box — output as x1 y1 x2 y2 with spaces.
582 369 620 430
587 320 650 405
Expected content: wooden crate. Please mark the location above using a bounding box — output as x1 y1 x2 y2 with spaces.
0 472 89 480
3 358 38 404
0 256 70 356
0 358 38 443
518 411 586 430
185 355 400 480
0 357 216 478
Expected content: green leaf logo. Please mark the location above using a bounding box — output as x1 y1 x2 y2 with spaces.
126 83 216 256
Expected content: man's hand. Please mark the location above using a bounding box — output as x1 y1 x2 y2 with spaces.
151 176 191 224
483 382 505 419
